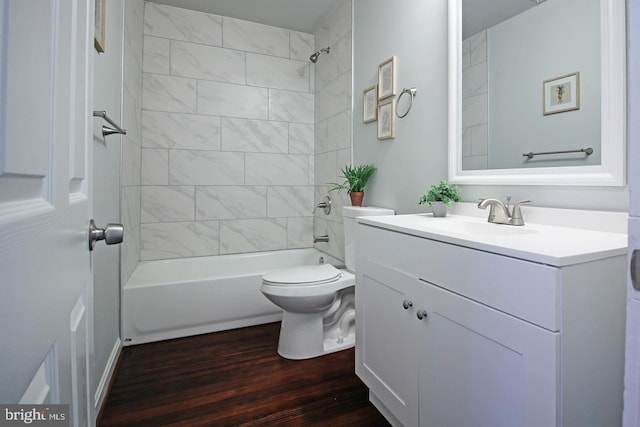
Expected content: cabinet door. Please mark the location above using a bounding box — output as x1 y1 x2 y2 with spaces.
418 279 560 427
356 257 419 427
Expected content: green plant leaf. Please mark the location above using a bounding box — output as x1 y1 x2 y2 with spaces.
418 180 462 207
328 164 377 193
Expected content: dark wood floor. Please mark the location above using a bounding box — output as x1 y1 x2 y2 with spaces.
98 322 390 426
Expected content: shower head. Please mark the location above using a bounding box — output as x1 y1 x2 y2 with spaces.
310 47 330 63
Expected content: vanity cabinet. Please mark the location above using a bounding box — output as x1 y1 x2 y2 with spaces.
355 220 626 427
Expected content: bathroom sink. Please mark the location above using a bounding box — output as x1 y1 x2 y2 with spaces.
422 219 538 238
356 213 627 266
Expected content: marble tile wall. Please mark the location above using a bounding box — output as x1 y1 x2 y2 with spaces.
121 0 144 283
313 0 353 262
140 2 315 260
461 30 488 170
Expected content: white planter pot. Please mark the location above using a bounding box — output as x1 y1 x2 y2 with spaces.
431 201 448 217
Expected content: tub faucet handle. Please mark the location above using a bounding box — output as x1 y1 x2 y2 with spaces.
313 196 332 215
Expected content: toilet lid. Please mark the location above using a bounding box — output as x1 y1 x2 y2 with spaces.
263 264 341 286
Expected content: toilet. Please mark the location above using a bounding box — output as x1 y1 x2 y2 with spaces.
261 206 394 359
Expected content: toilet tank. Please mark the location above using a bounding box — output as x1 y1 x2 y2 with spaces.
342 206 395 271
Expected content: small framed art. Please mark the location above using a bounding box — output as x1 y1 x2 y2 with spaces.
543 72 580 115
377 98 396 140
378 56 397 100
363 85 378 123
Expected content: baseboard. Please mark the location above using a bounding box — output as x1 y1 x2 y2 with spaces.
95 338 122 414
370 392 403 427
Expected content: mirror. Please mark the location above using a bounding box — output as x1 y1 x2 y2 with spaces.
448 0 626 186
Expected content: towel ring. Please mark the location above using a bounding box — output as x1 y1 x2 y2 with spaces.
396 87 417 118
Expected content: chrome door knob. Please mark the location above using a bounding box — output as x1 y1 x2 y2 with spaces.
89 219 124 251
416 310 428 320
402 300 413 310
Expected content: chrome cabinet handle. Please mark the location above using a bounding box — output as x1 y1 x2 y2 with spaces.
416 310 428 320
89 219 124 251
402 300 413 310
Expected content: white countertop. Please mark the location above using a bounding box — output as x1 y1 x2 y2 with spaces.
357 213 628 267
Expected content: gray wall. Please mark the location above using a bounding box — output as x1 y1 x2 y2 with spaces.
487 0 601 169
353 0 628 213
353 0 449 214
92 0 125 406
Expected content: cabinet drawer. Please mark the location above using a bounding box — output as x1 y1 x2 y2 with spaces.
357 223 560 331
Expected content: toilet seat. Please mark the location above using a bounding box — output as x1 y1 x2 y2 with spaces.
262 264 341 286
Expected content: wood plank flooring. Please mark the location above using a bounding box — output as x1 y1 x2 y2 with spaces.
98 322 390 426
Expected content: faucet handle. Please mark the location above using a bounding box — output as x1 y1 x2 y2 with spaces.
511 200 531 225
313 195 332 215
513 199 531 209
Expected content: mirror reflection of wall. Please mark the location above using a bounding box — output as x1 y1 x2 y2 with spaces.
462 0 601 171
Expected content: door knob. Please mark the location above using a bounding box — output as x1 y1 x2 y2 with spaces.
89 219 124 251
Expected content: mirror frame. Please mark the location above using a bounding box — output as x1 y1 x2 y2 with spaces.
448 0 626 186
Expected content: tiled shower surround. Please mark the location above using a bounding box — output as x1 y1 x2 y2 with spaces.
121 0 144 282
138 1 352 262
461 30 488 170
312 0 353 262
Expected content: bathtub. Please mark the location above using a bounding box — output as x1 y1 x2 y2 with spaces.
122 248 341 345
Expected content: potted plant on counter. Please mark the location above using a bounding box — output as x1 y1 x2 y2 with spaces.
330 164 377 207
419 180 462 217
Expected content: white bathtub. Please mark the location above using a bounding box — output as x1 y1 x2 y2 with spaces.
122 248 341 345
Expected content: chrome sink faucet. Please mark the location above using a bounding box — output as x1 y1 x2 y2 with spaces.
477 198 531 226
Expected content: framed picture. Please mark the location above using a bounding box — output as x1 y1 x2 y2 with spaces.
377 98 396 140
363 85 378 123
378 56 397 100
543 72 580 115
94 0 106 53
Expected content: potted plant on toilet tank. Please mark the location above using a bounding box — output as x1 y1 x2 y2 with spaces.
329 164 377 207
419 180 462 217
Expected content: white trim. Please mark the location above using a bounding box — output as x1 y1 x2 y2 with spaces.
94 338 122 413
448 0 626 186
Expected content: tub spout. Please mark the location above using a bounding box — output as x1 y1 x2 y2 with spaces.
314 235 329 243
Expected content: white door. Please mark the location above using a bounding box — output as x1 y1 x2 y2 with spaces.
624 1 640 425
0 1 95 425
418 280 559 427
355 257 419 427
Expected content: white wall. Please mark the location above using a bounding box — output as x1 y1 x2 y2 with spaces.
353 0 449 214
139 3 316 261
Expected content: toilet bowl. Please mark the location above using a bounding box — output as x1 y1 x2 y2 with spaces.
260 205 394 360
